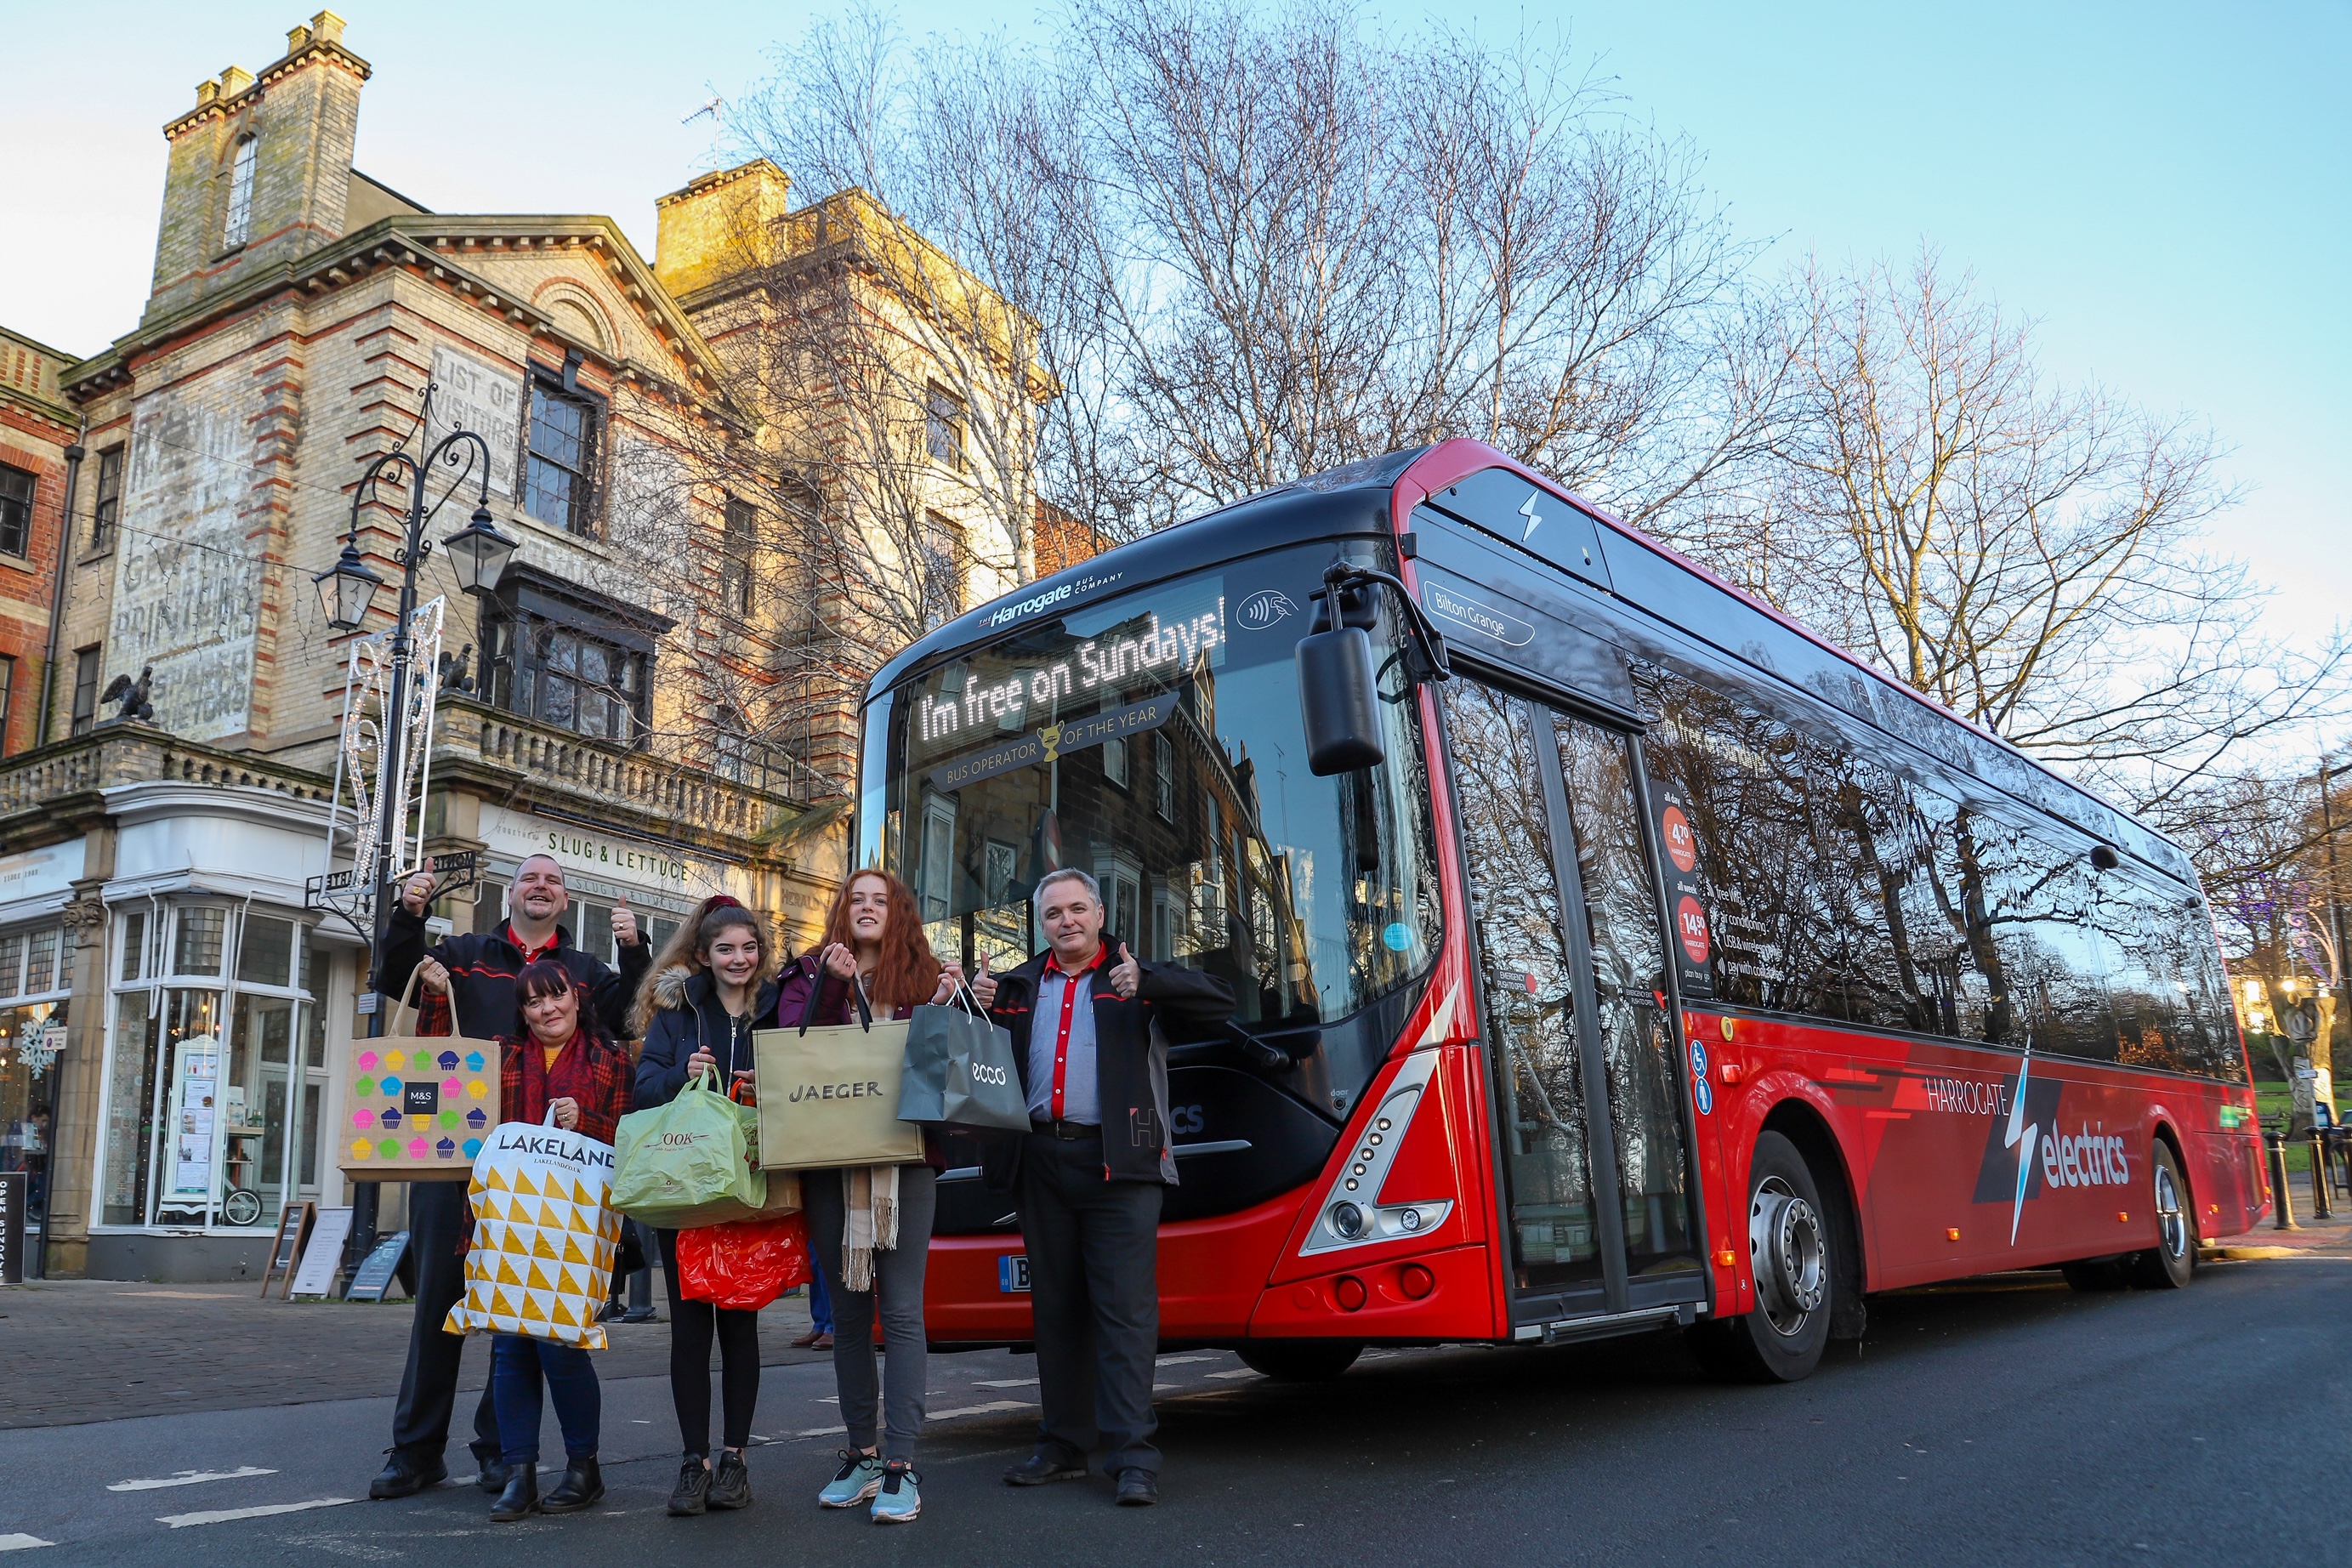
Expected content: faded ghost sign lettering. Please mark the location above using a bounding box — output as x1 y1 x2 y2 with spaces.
113 383 260 741
425 346 520 499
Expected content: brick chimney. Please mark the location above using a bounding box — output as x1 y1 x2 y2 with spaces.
654 160 793 300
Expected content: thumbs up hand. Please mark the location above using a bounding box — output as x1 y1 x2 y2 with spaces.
970 951 1000 1008
1108 941 1141 1000
611 895 640 948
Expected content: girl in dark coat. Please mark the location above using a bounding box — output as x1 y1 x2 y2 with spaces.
631 895 781 1517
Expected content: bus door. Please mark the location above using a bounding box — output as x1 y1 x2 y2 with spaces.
1440 679 1708 1330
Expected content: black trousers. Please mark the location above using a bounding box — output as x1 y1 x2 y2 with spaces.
656 1227 763 1456
389 1180 500 1463
1017 1133 1163 1476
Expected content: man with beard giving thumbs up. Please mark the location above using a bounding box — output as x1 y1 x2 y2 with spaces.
968 868 1233 1508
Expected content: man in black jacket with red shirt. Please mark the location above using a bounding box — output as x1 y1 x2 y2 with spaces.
973 867 1233 1507
366 853 649 1501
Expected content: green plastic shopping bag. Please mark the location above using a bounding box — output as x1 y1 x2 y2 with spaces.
611 1068 770 1228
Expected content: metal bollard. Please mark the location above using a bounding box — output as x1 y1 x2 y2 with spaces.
2270 1135 2299 1230
2312 1133 2336 1220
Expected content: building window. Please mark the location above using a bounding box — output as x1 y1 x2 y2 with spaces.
487 609 649 745
0 656 14 757
721 497 756 618
91 446 123 551
223 134 258 250
525 379 599 536
1102 734 1128 789
1153 732 1175 821
69 646 101 736
924 383 966 471
0 463 31 558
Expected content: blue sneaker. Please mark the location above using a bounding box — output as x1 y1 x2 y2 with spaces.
870 1462 921 1525
819 1451 886 1508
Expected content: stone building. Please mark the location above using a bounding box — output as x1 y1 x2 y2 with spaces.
0 322 82 1256
6 12 1045 1280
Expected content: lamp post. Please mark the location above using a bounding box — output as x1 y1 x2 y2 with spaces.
313 400 520 1263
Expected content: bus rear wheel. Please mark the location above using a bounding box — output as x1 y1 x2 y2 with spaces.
1236 1341 1362 1382
1688 1131 1832 1383
2128 1140 2196 1290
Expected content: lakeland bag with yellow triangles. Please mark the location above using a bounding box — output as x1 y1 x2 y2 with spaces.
443 1106 623 1349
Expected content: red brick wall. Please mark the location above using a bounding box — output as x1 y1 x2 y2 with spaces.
0 405 70 757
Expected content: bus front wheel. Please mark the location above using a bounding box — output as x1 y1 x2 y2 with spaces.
1688 1131 1832 1383
1237 1341 1363 1382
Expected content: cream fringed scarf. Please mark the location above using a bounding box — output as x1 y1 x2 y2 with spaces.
840 1163 900 1291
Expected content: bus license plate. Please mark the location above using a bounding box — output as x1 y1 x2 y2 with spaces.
997 1254 1031 1292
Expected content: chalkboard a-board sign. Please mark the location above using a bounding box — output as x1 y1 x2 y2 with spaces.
0 1171 25 1285
346 1230 412 1302
262 1202 315 1298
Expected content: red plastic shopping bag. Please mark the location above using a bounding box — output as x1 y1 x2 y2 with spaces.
675 1211 811 1311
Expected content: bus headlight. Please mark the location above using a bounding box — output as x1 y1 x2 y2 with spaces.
1329 1202 1366 1240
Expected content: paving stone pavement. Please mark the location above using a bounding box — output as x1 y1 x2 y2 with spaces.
0 1270 829 1430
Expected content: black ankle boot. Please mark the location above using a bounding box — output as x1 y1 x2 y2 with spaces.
541 1455 604 1513
489 1463 537 1522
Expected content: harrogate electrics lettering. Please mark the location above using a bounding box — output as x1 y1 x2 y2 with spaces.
787 1082 885 1102
2042 1123 2129 1190
1922 1077 2009 1116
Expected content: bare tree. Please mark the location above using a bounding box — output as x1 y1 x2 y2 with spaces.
1691 247 2349 806
724 0 1776 547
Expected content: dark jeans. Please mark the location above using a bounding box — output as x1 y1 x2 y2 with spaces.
656 1227 762 1455
1017 1133 1162 1476
807 1258 833 1333
389 1180 500 1464
804 1165 937 1462
491 1333 600 1465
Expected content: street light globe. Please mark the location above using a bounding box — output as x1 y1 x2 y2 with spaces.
442 506 520 596
313 538 386 632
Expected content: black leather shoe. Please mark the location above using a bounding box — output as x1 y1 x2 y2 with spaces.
489 1463 537 1522
368 1450 446 1500
616 1309 657 1324
540 1455 604 1514
707 1449 751 1510
1003 1451 1090 1486
1115 1469 1159 1507
475 1456 513 1496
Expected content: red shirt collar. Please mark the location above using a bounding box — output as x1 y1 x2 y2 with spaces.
504 922 562 963
1044 943 1109 978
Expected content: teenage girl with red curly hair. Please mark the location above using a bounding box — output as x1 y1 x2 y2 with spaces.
774 869 963 1523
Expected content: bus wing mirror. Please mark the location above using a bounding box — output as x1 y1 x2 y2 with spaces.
1298 624 1386 775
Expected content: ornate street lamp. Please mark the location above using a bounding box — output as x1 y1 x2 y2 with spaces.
312 537 387 633
314 387 522 1269
440 504 521 596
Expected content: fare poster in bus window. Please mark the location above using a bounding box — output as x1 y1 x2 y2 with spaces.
1649 779 1713 1000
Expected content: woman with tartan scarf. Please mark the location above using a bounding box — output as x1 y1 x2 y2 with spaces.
772 868 964 1525
418 954 632 1522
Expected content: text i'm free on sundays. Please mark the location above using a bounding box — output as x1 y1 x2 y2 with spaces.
917 603 1225 747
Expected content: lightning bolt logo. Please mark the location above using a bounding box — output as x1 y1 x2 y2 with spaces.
2003 1040 2037 1245
1519 492 1542 542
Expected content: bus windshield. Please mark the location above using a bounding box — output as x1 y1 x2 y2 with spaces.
861 541 1441 1028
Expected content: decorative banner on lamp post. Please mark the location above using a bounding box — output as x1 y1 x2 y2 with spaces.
309 596 446 938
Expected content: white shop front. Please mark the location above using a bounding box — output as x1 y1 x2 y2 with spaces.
80 781 361 1281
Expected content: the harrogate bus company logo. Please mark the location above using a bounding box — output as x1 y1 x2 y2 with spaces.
1969 1043 2132 1245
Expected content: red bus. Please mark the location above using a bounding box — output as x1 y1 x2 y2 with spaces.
859 438 2266 1382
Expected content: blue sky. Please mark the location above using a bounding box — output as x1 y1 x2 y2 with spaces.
8 1 2343 653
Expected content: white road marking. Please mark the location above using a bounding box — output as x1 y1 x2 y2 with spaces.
0 1536 54 1551
972 1378 1038 1389
926 1400 1032 1421
1207 1369 1263 1380
159 1499 357 1529
798 1397 1034 1439
109 1468 277 1492
1154 1355 1218 1365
